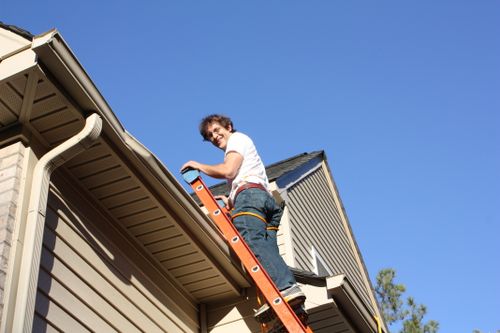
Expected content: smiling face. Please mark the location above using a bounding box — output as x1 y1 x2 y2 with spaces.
205 121 233 150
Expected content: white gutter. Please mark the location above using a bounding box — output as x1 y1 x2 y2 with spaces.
11 114 102 333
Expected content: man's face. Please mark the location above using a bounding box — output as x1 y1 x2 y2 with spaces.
206 122 233 150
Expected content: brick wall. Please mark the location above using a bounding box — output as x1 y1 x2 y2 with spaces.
0 142 25 317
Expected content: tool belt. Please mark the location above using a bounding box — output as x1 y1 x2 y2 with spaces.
231 182 278 231
233 182 267 202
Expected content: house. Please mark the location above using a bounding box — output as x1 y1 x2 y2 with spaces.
0 23 387 332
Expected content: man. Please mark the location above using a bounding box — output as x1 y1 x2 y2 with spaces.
181 114 305 319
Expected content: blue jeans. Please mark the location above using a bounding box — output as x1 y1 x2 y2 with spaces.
232 188 296 291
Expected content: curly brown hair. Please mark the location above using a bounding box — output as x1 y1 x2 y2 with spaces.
199 114 236 141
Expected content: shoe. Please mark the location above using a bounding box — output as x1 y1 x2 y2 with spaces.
254 284 306 320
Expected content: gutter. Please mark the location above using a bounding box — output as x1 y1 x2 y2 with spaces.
11 114 102 333
31 30 249 288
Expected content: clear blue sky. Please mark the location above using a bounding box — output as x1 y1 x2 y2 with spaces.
4 1 499 332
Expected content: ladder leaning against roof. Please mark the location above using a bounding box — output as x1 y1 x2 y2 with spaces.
181 169 313 333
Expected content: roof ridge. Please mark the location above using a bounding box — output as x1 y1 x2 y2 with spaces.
265 150 323 170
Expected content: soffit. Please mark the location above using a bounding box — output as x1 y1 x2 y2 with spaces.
0 52 245 304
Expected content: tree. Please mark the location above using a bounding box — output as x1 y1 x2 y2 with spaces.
375 268 439 333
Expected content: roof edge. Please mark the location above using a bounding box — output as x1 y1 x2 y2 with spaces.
327 274 386 333
0 21 34 40
28 29 249 289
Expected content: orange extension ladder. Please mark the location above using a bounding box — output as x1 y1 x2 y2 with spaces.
182 169 313 333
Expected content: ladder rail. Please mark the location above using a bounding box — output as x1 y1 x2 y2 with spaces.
182 169 312 333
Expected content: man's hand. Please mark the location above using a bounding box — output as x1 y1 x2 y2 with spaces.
181 161 202 172
214 195 229 209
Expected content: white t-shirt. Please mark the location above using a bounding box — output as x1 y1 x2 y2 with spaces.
225 132 269 201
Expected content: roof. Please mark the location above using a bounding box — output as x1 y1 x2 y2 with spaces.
0 21 33 40
206 150 325 198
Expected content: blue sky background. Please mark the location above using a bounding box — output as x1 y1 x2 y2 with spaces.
3 1 499 332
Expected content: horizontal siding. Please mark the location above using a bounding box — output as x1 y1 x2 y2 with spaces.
287 168 375 314
33 313 60 333
207 291 355 333
34 191 198 332
276 229 286 257
63 140 235 302
35 291 90 333
207 289 264 333
308 303 354 333
0 142 25 321
37 265 119 332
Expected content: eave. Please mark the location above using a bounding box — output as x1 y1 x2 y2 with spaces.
0 28 249 305
327 274 385 333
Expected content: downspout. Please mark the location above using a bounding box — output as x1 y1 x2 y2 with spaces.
199 303 208 333
11 113 102 332
374 315 383 333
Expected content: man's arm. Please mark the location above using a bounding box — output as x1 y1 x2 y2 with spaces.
181 151 243 180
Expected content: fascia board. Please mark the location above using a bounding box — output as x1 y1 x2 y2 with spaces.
0 48 37 83
28 29 249 288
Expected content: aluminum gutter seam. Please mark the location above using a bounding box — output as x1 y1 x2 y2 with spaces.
30 30 249 288
11 114 102 333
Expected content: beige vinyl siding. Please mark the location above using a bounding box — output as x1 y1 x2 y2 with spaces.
287 168 375 314
33 186 198 333
0 142 25 318
276 207 293 266
63 140 239 302
206 290 262 333
307 302 354 333
206 293 355 333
